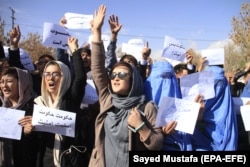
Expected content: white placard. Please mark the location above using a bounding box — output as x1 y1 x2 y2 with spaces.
128 38 145 48
240 105 250 131
121 43 143 61
42 22 70 49
32 104 76 137
81 79 98 104
156 97 200 134
200 48 224 65
233 97 250 115
64 12 93 29
0 107 25 140
180 71 215 101
162 35 186 62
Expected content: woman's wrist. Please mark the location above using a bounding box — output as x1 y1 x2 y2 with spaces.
128 121 145 133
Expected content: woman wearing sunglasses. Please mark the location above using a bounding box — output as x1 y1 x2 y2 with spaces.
88 5 163 167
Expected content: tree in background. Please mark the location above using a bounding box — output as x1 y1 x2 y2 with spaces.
224 42 246 72
229 2 250 63
19 32 55 62
0 17 55 63
0 16 9 45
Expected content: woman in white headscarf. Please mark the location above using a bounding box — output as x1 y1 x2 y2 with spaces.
21 37 86 167
38 38 85 167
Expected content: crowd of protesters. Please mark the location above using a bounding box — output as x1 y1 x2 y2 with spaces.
0 4 250 167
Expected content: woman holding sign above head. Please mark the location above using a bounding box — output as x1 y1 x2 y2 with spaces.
0 67 38 167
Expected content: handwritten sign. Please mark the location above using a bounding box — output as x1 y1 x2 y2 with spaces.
156 97 200 134
32 104 76 137
180 71 215 101
81 79 98 105
200 48 224 65
240 105 250 131
64 12 93 29
121 43 143 61
0 107 25 140
162 35 186 62
128 38 145 48
3 46 35 71
42 22 70 49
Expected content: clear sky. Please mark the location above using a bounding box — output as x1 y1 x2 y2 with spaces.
0 0 247 54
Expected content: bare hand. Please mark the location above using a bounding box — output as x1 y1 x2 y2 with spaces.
127 107 143 128
194 94 205 121
59 17 67 27
142 41 151 59
18 116 34 135
67 36 78 54
186 51 193 64
9 25 21 48
92 4 107 31
198 57 208 72
108 14 122 34
162 121 177 135
245 62 250 71
246 101 250 105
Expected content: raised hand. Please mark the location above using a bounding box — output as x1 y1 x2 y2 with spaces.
59 16 67 27
142 41 151 59
92 4 107 42
198 57 208 72
92 4 107 31
186 51 193 65
108 14 122 34
245 61 250 72
9 25 21 49
67 36 78 54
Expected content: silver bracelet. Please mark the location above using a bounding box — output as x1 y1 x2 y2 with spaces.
128 122 145 133
135 122 145 131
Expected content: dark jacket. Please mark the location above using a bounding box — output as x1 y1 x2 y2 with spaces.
35 49 86 167
12 98 39 167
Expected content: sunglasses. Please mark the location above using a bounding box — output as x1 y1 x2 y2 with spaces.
109 72 130 80
43 72 62 79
